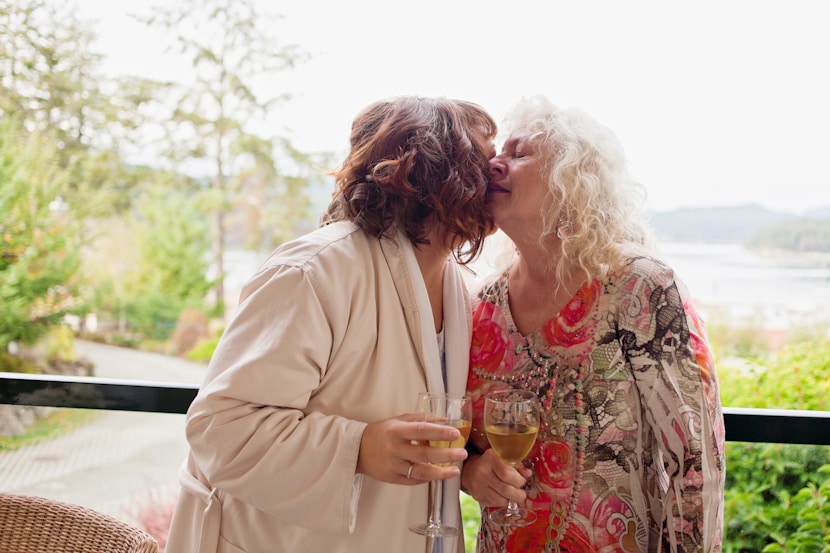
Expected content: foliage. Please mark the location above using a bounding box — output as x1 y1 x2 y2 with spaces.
718 337 830 552
108 333 141 349
1 0 171 209
130 183 213 309
0 0 104 163
169 309 210 355
2 0 328 345
0 119 84 351
0 352 39 373
718 337 830 410
232 135 323 253
461 493 481 552
725 443 830 552
2 0 202 348
139 0 312 312
747 218 830 253
39 325 77 362
0 408 96 451
185 335 221 362
761 464 830 553
706 314 773 361
80 178 213 342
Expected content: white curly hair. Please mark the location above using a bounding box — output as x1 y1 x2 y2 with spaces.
492 95 655 286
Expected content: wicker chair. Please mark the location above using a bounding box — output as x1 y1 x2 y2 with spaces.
0 492 159 553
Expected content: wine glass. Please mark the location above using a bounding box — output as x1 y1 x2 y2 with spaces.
483 389 540 527
409 392 472 537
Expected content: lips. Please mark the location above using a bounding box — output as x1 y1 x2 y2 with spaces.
487 181 509 194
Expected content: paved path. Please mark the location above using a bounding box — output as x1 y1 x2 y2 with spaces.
0 340 206 523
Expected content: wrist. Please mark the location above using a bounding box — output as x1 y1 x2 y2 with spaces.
460 453 480 495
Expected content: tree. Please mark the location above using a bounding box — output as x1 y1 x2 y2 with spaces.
82 173 213 341
1 0 173 218
0 0 103 161
140 0 311 313
127 178 213 339
0 119 83 354
747 218 830 253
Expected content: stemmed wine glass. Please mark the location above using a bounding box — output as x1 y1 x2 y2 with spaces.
483 389 540 527
409 392 472 537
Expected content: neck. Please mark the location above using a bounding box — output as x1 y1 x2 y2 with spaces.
413 234 449 333
511 233 560 283
507 240 585 336
510 234 583 295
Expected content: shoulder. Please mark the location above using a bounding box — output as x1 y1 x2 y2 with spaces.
259 221 371 271
239 222 378 302
604 256 694 316
608 255 678 291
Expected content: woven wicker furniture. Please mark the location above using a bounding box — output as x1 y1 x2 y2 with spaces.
0 492 158 553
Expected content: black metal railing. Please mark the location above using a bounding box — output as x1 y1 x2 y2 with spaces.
2 372 830 446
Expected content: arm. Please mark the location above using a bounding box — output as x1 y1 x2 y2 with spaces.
186 263 465 532
185 264 361 531
619 262 725 552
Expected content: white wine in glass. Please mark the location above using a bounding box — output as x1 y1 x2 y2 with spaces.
483 389 540 527
409 392 472 537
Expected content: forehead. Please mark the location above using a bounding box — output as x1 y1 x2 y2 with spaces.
500 128 538 150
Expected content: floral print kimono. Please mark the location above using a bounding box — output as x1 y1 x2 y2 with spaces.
467 256 725 552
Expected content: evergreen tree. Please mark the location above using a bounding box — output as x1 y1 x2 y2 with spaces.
0 119 83 353
141 0 312 313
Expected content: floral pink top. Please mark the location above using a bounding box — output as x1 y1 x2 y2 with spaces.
467 257 725 553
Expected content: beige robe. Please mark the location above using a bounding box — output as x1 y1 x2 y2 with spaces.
166 221 470 553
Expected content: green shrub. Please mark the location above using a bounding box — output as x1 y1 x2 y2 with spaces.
719 336 830 552
41 325 77 362
0 352 39 373
761 464 830 553
461 493 481 552
186 335 220 362
0 409 96 450
108 333 141 349
725 443 830 552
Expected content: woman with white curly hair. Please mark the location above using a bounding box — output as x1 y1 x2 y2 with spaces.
462 96 725 552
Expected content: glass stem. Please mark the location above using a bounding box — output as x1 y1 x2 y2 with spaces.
505 500 520 518
427 478 443 527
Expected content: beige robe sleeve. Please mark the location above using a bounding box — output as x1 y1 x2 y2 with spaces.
185 262 367 533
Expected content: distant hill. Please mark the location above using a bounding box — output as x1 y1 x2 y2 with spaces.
649 203 799 243
745 218 830 252
806 206 830 219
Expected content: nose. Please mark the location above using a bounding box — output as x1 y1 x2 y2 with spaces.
489 157 505 177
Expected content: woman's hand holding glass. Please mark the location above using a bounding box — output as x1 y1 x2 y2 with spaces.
483 389 540 527
409 393 472 537
356 412 468 485
460 448 533 508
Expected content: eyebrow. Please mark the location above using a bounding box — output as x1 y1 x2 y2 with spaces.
501 137 520 152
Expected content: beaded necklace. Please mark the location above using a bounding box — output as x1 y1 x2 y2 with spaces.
472 334 587 552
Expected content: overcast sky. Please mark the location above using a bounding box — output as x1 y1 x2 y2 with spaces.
78 0 830 215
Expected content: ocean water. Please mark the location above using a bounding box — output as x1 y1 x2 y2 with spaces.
658 242 830 329
225 241 830 330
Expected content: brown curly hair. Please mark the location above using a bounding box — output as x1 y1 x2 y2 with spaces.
321 96 497 264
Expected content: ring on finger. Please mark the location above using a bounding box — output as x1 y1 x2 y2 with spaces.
406 463 414 479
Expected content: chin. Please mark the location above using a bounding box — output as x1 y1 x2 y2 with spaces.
486 203 508 225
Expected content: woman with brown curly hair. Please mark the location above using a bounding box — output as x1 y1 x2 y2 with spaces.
167 96 497 553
